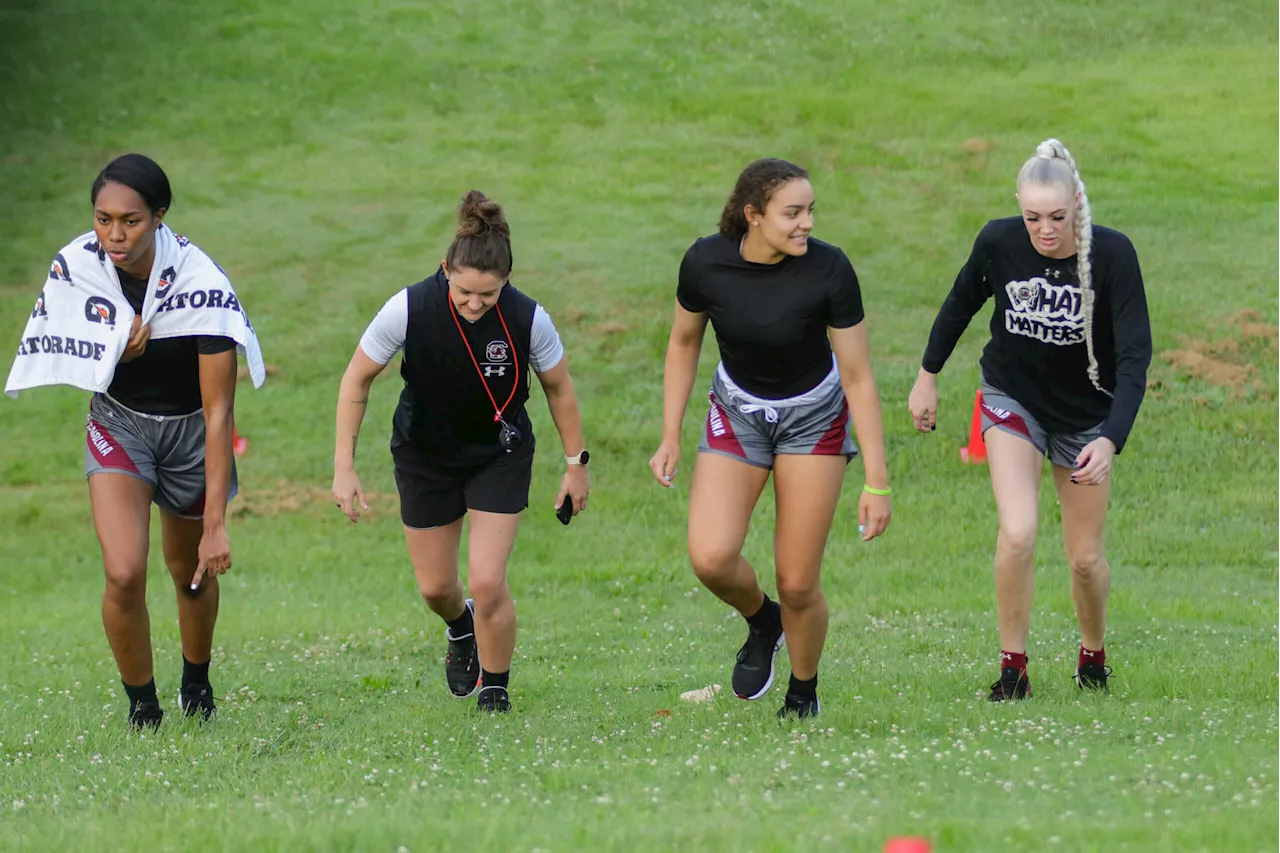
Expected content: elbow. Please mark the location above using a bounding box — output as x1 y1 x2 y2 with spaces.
669 329 703 351
204 403 234 425
840 366 875 391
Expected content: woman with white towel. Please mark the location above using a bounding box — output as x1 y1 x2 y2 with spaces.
23 154 251 729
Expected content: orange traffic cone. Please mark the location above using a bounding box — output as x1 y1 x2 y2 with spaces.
959 389 987 464
233 423 248 457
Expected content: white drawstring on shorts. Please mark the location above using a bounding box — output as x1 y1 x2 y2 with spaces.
715 356 841 422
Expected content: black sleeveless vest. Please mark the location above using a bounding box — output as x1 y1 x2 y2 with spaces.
390 269 537 458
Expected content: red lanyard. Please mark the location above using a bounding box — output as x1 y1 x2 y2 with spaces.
448 296 519 423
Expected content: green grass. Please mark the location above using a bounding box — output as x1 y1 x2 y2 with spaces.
0 1 1276 850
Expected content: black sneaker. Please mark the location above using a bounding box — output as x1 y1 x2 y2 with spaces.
1074 662 1113 692
128 699 164 731
732 605 785 700
988 667 1031 702
178 683 217 720
445 599 480 698
476 685 511 713
776 693 820 720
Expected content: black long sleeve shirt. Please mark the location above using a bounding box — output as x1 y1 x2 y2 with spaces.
921 217 1152 453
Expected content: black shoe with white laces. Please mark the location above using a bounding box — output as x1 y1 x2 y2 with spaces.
445 599 480 698
1074 662 1113 692
178 683 217 720
128 699 164 731
776 693 820 720
988 667 1031 702
732 604 785 700
476 685 511 713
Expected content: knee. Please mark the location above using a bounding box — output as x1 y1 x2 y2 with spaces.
467 570 510 610
689 544 739 587
997 524 1038 561
103 561 147 603
417 574 460 604
776 576 822 611
1067 546 1106 578
163 555 198 589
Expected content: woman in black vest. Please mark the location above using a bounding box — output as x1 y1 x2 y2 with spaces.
332 191 589 713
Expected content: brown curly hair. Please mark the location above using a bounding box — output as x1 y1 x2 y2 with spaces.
446 190 513 278
717 159 809 239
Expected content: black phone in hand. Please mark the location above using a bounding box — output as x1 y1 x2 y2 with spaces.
556 498 573 526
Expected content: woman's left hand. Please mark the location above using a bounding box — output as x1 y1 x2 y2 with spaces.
556 466 590 518
191 522 232 589
1071 437 1116 486
858 491 892 542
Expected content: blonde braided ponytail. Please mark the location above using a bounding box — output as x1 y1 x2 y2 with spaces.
1019 139 1111 397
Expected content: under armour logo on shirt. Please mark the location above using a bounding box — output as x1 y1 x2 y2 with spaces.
483 365 506 377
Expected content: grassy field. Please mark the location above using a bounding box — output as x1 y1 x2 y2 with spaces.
0 1 1276 850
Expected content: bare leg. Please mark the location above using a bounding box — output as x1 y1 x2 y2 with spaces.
403 518 467 622
1052 465 1112 652
771 454 846 680
90 474 156 687
464 510 523 673
985 430 1045 655
686 453 771 615
160 509 219 668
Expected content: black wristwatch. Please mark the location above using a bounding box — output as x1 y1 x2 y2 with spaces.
566 450 590 466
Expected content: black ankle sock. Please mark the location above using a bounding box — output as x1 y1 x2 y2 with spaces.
481 669 509 689
182 657 211 689
745 594 780 630
445 602 474 637
123 678 158 705
788 673 818 700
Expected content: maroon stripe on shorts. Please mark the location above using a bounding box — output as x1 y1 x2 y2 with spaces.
812 399 850 455
981 401 1032 439
176 491 207 518
86 417 141 475
705 394 747 458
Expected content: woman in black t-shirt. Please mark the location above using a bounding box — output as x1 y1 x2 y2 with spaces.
650 158 892 719
908 139 1152 702
332 191 589 714
80 154 240 728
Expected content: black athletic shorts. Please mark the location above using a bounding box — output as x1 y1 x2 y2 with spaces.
393 443 534 529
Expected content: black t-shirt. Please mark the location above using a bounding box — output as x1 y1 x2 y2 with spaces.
107 269 236 416
676 233 865 399
921 217 1152 452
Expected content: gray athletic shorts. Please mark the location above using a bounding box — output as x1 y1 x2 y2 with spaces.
84 393 238 520
697 365 857 470
980 382 1103 469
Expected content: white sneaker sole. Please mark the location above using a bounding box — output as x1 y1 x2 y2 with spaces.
737 631 786 701
446 599 479 699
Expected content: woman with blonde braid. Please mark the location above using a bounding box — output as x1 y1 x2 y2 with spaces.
908 139 1152 701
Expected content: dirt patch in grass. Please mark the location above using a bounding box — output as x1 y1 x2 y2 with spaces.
230 478 398 519
1151 309 1277 400
960 137 995 154
592 321 629 336
237 363 282 383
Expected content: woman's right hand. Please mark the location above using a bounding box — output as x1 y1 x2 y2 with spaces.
648 439 681 487
119 315 151 364
908 369 940 433
332 467 369 522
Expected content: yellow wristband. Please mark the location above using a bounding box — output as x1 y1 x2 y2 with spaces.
863 484 891 496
